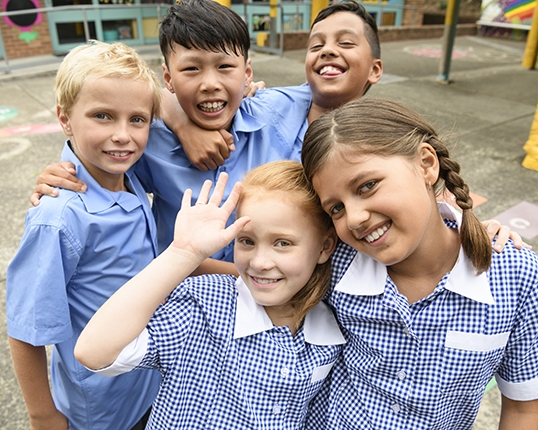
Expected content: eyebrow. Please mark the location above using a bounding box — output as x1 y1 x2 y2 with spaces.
308 28 359 42
319 169 376 209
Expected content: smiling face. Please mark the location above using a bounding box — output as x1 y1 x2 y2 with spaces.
312 147 439 270
305 11 382 114
57 76 154 192
234 192 334 325
163 43 253 131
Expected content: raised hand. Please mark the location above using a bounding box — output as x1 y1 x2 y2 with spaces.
170 173 250 263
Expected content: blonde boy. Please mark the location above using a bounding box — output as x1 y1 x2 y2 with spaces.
6 41 162 429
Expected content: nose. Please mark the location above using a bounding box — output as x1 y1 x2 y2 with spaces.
200 69 222 93
249 247 275 272
344 201 370 232
320 42 338 58
111 121 131 144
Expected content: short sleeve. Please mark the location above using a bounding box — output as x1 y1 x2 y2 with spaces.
494 249 538 401
6 222 81 345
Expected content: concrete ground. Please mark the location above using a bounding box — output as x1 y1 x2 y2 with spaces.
0 35 537 428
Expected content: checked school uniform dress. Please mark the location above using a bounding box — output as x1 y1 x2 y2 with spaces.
95 275 345 429
306 202 538 430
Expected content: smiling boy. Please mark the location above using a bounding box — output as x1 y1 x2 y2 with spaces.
6 41 162 429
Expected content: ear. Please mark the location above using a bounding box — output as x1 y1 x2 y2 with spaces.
419 143 439 185
367 58 383 85
318 228 338 265
244 58 254 87
57 105 73 136
162 62 174 94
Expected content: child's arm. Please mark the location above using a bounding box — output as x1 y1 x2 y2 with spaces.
9 337 69 430
498 395 538 429
75 174 249 370
160 89 235 171
190 257 239 277
30 162 86 206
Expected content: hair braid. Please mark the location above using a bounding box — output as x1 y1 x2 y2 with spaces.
432 137 492 273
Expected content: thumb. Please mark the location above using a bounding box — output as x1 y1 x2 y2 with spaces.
219 129 235 152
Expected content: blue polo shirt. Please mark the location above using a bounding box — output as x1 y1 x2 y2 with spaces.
307 203 538 429
136 85 311 258
95 276 345 429
6 142 161 429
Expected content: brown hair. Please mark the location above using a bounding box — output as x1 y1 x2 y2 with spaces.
239 160 335 331
302 98 491 274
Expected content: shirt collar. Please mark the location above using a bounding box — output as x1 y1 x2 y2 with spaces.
234 278 346 345
61 141 143 214
334 202 494 305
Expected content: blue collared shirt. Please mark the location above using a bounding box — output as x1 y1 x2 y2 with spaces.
96 276 345 429
6 142 161 429
307 203 538 429
135 85 311 258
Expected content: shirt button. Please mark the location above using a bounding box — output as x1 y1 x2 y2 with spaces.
219 166 227 172
273 404 282 414
392 403 401 413
403 327 410 335
281 367 290 377
397 370 407 380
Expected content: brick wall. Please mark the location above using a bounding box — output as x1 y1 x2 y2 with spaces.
402 0 424 26
1 0 53 60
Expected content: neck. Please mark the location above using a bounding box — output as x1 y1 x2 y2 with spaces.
264 305 298 335
388 217 460 304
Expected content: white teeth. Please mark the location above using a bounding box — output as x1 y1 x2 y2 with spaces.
107 151 130 157
364 225 389 243
199 101 225 112
253 277 278 285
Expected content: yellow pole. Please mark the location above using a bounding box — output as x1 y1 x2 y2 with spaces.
522 102 538 171
213 0 231 7
310 0 329 26
522 0 538 69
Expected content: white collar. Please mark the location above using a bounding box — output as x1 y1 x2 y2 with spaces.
334 202 494 305
233 278 346 345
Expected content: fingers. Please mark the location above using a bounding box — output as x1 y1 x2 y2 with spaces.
219 129 235 152
195 180 214 205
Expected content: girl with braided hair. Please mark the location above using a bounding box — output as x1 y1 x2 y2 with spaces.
302 98 538 429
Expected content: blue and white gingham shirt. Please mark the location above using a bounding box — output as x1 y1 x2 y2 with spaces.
306 202 538 430
96 275 345 429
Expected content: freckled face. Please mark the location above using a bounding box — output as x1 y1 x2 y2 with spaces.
234 193 332 319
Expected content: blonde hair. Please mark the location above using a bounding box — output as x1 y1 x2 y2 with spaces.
55 40 161 118
239 160 334 331
302 98 491 274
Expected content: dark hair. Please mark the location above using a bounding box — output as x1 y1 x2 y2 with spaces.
159 0 250 67
312 0 380 60
239 160 335 331
302 98 492 274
